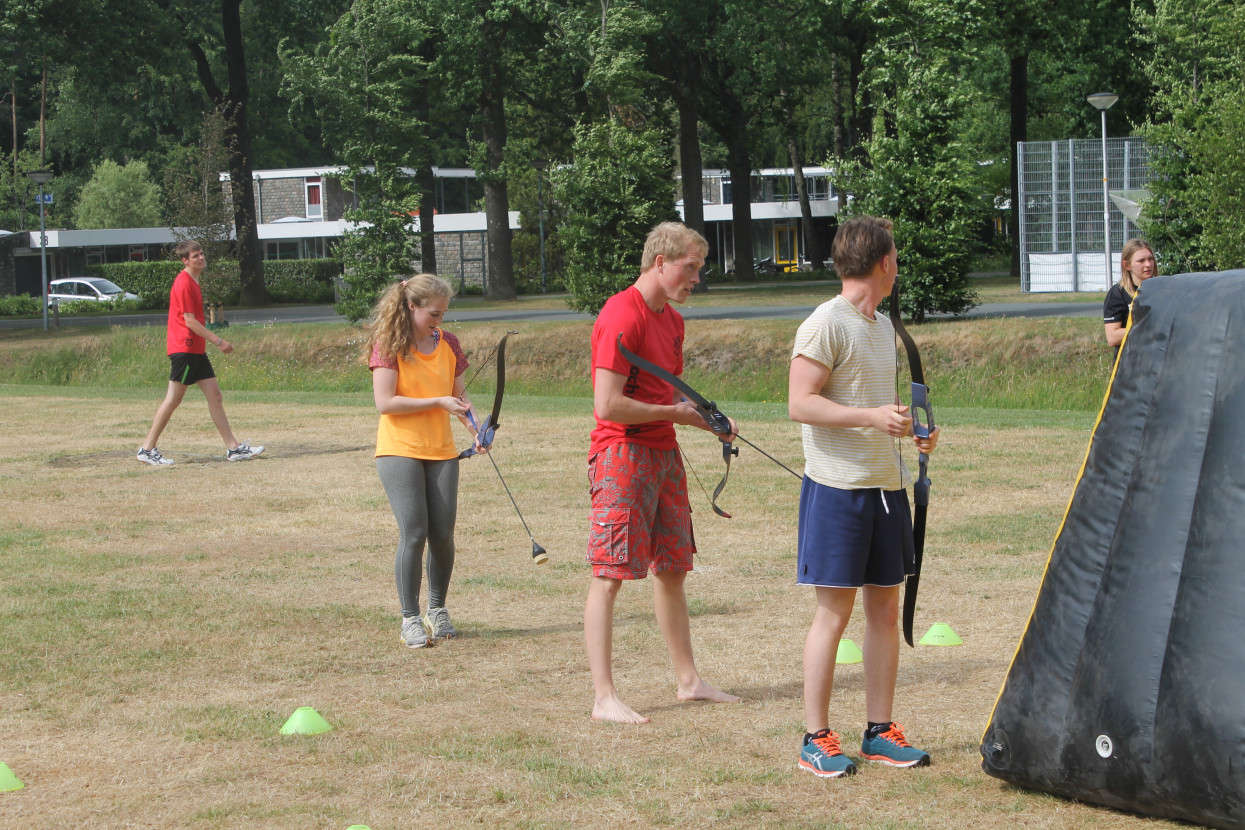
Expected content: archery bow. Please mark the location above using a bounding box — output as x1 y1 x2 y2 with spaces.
616 334 801 519
459 331 549 565
889 284 934 647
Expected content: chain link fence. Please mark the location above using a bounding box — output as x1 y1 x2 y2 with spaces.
1019 137 1152 292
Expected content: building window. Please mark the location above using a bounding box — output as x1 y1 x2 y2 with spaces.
306 177 322 219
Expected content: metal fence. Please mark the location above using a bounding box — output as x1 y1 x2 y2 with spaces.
1018 137 1152 292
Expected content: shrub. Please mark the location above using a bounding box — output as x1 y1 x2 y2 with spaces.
263 259 341 303
0 294 42 316
53 297 145 314
88 261 182 309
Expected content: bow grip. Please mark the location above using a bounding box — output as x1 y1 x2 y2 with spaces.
910 382 933 440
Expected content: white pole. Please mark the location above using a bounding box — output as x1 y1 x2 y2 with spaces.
1100 108 1111 290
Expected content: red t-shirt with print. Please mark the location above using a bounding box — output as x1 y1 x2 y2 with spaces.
589 285 685 454
166 270 205 356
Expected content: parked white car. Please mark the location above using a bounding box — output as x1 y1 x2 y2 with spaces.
48 278 139 306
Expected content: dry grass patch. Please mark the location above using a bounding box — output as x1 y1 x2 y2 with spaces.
0 388 1186 829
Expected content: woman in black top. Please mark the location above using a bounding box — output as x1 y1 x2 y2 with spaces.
1104 239 1158 351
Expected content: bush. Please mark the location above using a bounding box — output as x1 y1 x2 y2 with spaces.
53 297 145 314
88 261 182 309
0 294 42 316
263 259 341 303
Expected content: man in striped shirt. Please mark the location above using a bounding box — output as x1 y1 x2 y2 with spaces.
788 217 940 778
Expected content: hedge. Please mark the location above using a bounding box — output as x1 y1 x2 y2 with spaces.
86 258 342 307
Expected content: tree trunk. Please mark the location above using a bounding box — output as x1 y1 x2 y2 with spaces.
672 56 708 293
1009 51 1027 281
830 57 844 161
220 0 267 306
725 118 754 283
789 136 824 270
478 28 515 300
39 59 47 165
414 77 436 274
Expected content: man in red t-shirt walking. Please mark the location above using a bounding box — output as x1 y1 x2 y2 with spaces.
584 221 740 723
136 240 263 465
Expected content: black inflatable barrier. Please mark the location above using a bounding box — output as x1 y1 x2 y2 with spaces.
981 270 1245 830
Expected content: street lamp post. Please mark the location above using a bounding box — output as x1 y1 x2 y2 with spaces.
1087 92 1118 292
27 170 54 332
531 158 548 293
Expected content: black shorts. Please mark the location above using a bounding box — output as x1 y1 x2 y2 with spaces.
169 353 215 386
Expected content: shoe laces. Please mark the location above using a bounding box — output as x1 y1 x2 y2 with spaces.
807 729 845 756
878 723 912 747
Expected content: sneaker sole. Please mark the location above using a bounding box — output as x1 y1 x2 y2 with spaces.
399 635 436 649
797 759 857 778
860 753 930 768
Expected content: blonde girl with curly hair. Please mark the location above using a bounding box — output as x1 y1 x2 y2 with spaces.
366 274 485 649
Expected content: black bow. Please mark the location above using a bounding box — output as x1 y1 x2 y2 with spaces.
616 334 801 519
890 284 934 647
459 331 548 565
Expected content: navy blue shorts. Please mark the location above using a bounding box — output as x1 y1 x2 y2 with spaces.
169 353 215 386
796 477 915 588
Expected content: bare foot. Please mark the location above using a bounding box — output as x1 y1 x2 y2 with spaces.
676 679 741 703
592 695 651 724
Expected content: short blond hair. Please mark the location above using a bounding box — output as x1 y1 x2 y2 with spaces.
641 222 708 271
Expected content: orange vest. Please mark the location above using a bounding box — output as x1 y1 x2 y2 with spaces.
375 339 458 460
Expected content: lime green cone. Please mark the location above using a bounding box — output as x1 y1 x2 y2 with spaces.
0 762 24 792
835 638 863 664
919 623 963 646
279 707 333 736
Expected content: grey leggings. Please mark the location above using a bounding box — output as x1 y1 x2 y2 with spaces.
376 455 459 618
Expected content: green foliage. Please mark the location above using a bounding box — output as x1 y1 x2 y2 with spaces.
1136 0 1245 272
838 2 983 322
0 295 42 316
281 0 433 322
72 160 163 230
552 120 678 314
262 259 342 303
88 261 182 309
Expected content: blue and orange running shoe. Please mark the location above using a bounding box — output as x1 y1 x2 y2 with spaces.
798 729 857 778
860 722 930 768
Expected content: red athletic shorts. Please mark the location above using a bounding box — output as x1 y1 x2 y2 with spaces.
586 443 696 580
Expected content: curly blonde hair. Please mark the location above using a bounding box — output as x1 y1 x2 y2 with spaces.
364 274 456 363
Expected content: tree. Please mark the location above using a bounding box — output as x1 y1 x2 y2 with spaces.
1136 0 1245 272
73 159 162 229
282 0 435 322
553 119 677 314
166 108 237 310
841 0 984 321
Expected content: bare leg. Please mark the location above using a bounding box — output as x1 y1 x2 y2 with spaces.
804 586 857 732
585 576 649 724
197 377 240 450
861 584 901 723
652 570 740 704
142 381 188 450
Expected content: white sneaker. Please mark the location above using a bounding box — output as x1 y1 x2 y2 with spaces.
136 447 174 466
226 442 264 461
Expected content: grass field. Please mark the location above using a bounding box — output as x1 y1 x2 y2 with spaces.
0 308 1178 829
0 369 1191 829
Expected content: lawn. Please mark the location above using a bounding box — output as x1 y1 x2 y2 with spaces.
0 381 1187 829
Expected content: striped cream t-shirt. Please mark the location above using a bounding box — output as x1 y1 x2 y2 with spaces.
791 295 912 491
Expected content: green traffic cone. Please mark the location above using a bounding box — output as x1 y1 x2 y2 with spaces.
919 623 963 646
279 707 333 736
835 638 863 664
0 762 24 792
